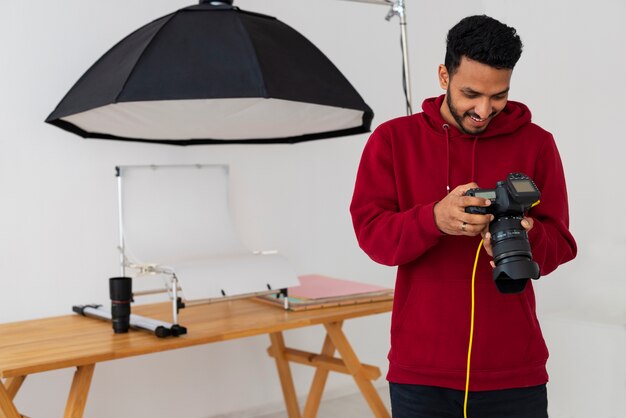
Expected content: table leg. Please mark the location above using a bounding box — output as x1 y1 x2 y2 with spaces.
63 364 95 418
302 321 342 418
324 322 390 418
3 377 25 402
269 332 301 418
0 380 21 418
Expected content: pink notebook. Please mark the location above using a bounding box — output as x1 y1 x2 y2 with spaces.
289 274 391 300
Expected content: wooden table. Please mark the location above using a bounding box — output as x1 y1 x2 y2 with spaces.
0 298 392 418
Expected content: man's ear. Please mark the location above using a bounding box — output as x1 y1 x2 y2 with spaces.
438 64 449 90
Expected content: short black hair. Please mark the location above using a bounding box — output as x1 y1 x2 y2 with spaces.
445 15 523 76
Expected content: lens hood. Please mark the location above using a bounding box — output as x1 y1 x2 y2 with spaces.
493 258 540 294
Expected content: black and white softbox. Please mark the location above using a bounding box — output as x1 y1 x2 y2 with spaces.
45 1 374 145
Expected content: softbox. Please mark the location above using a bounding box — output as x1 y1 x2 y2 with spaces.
45 1 374 145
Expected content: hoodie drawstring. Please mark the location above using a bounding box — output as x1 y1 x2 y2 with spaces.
443 124 451 193
470 136 478 183
442 124 479 192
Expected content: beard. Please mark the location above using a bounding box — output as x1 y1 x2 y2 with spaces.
446 89 497 135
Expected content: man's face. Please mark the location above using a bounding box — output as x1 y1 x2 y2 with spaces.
438 56 513 135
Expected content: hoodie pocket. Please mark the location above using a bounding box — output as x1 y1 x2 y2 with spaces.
392 279 473 371
390 280 548 372
466 285 548 372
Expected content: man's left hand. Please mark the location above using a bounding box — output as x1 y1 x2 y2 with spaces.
482 217 534 268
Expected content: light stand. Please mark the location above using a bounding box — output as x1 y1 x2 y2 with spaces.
73 304 187 338
386 0 412 115
343 0 413 115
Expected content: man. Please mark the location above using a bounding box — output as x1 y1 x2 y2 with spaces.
350 15 577 417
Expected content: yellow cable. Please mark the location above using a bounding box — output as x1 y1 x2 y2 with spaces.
463 201 538 417
464 238 483 418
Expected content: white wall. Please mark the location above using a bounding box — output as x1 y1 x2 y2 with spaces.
1 1 624 417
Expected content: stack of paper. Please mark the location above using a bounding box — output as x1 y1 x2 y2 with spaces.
257 274 393 311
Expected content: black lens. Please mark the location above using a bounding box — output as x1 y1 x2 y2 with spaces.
489 216 540 293
109 277 132 333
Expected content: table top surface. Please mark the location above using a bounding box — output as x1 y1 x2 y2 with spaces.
0 298 392 378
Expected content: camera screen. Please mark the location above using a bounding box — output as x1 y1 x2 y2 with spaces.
474 190 496 199
511 180 536 193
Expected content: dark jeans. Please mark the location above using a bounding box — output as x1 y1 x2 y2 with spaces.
389 382 548 418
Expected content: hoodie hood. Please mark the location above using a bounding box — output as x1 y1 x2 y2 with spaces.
421 95 532 139
420 95 532 193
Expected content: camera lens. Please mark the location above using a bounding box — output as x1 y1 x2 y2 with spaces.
109 277 132 333
489 216 540 293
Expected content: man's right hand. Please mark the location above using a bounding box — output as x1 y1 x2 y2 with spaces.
433 182 494 236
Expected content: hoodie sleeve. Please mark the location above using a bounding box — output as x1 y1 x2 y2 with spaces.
527 134 577 276
350 126 442 266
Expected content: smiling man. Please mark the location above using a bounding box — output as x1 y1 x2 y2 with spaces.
439 56 511 135
350 15 577 417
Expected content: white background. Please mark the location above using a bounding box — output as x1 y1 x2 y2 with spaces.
1 0 624 417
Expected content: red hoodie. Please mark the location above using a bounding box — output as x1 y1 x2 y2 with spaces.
350 95 577 391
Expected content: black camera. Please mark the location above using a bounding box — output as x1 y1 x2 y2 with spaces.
109 276 132 333
465 173 541 294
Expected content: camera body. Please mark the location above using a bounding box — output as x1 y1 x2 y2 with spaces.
465 173 541 294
